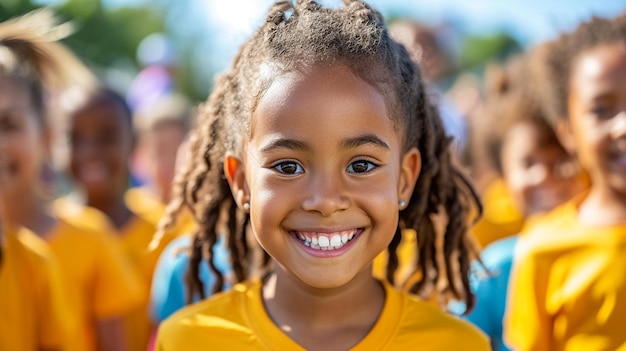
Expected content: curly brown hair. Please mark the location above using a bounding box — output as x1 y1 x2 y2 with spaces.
157 0 481 312
480 54 561 174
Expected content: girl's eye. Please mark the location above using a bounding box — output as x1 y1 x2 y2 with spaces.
272 161 304 175
347 160 377 174
590 105 615 119
0 117 19 132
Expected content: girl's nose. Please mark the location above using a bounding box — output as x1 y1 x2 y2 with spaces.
301 171 350 217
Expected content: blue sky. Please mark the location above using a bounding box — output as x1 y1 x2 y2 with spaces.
169 0 625 75
81 0 626 89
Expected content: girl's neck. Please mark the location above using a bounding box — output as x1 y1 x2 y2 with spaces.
579 185 626 226
262 266 385 351
0 192 56 238
86 192 132 230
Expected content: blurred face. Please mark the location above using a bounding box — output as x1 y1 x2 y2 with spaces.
69 96 133 203
0 77 46 200
140 121 186 202
567 43 626 197
501 122 584 217
226 64 420 290
390 23 446 82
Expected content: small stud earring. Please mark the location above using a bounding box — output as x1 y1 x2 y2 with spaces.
243 203 250 211
398 200 406 207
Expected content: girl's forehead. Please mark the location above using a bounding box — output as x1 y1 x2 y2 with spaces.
0 77 34 110
247 63 404 152
254 65 389 118
569 43 626 101
250 63 399 132
573 43 626 79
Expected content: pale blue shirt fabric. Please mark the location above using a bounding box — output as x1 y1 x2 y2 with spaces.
150 235 231 323
449 235 519 351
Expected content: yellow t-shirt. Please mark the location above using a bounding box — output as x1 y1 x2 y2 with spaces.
122 188 182 351
372 229 417 284
155 279 489 350
471 178 525 249
125 186 166 229
505 194 626 351
47 208 144 351
0 225 71 350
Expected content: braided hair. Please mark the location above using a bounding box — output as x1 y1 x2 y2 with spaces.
157 0 481 312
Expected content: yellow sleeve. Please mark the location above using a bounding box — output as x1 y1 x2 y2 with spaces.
92 232 145 319
37 252 73 348
10 228 74 349
505 246 553 351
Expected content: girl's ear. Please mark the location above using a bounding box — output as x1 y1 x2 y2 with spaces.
398 147 421 209
224 154 250 210
555 119 577 155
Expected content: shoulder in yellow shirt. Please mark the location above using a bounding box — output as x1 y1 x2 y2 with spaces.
0 225 71 351
156 279 489 351
46 208 144 351
506 194 626 351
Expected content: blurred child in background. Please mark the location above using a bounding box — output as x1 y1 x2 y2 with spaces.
506 13 626 350
132 93 193 207
0 10 143 351
64 87 179 351
461 60 529 250
388 18 467 156
462 54 587 351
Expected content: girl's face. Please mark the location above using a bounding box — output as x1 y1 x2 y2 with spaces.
567 42 626 197
225 64 420 289
501 122 585 217
68 96 133 201
0 77 46 199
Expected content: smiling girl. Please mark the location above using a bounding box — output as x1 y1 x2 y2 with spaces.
155 1 489 350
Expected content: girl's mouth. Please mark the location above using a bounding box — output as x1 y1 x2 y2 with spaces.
292 229 361 251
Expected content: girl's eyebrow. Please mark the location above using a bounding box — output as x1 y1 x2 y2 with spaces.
259 134 390 154
259 138 310 153
341 134 389 150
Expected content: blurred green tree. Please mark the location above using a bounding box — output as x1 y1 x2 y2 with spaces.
0 0 202 97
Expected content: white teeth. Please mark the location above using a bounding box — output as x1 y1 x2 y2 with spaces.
318 236 330 247
296 230 359 251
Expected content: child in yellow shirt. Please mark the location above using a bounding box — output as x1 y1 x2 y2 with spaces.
132 93 193 207
155 1 489 350
64 87 179 351
461 54 587 351
506 13 626 351
0 11 143 351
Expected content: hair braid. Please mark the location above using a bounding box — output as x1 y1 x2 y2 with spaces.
227 197 245 282
385 226 402 284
